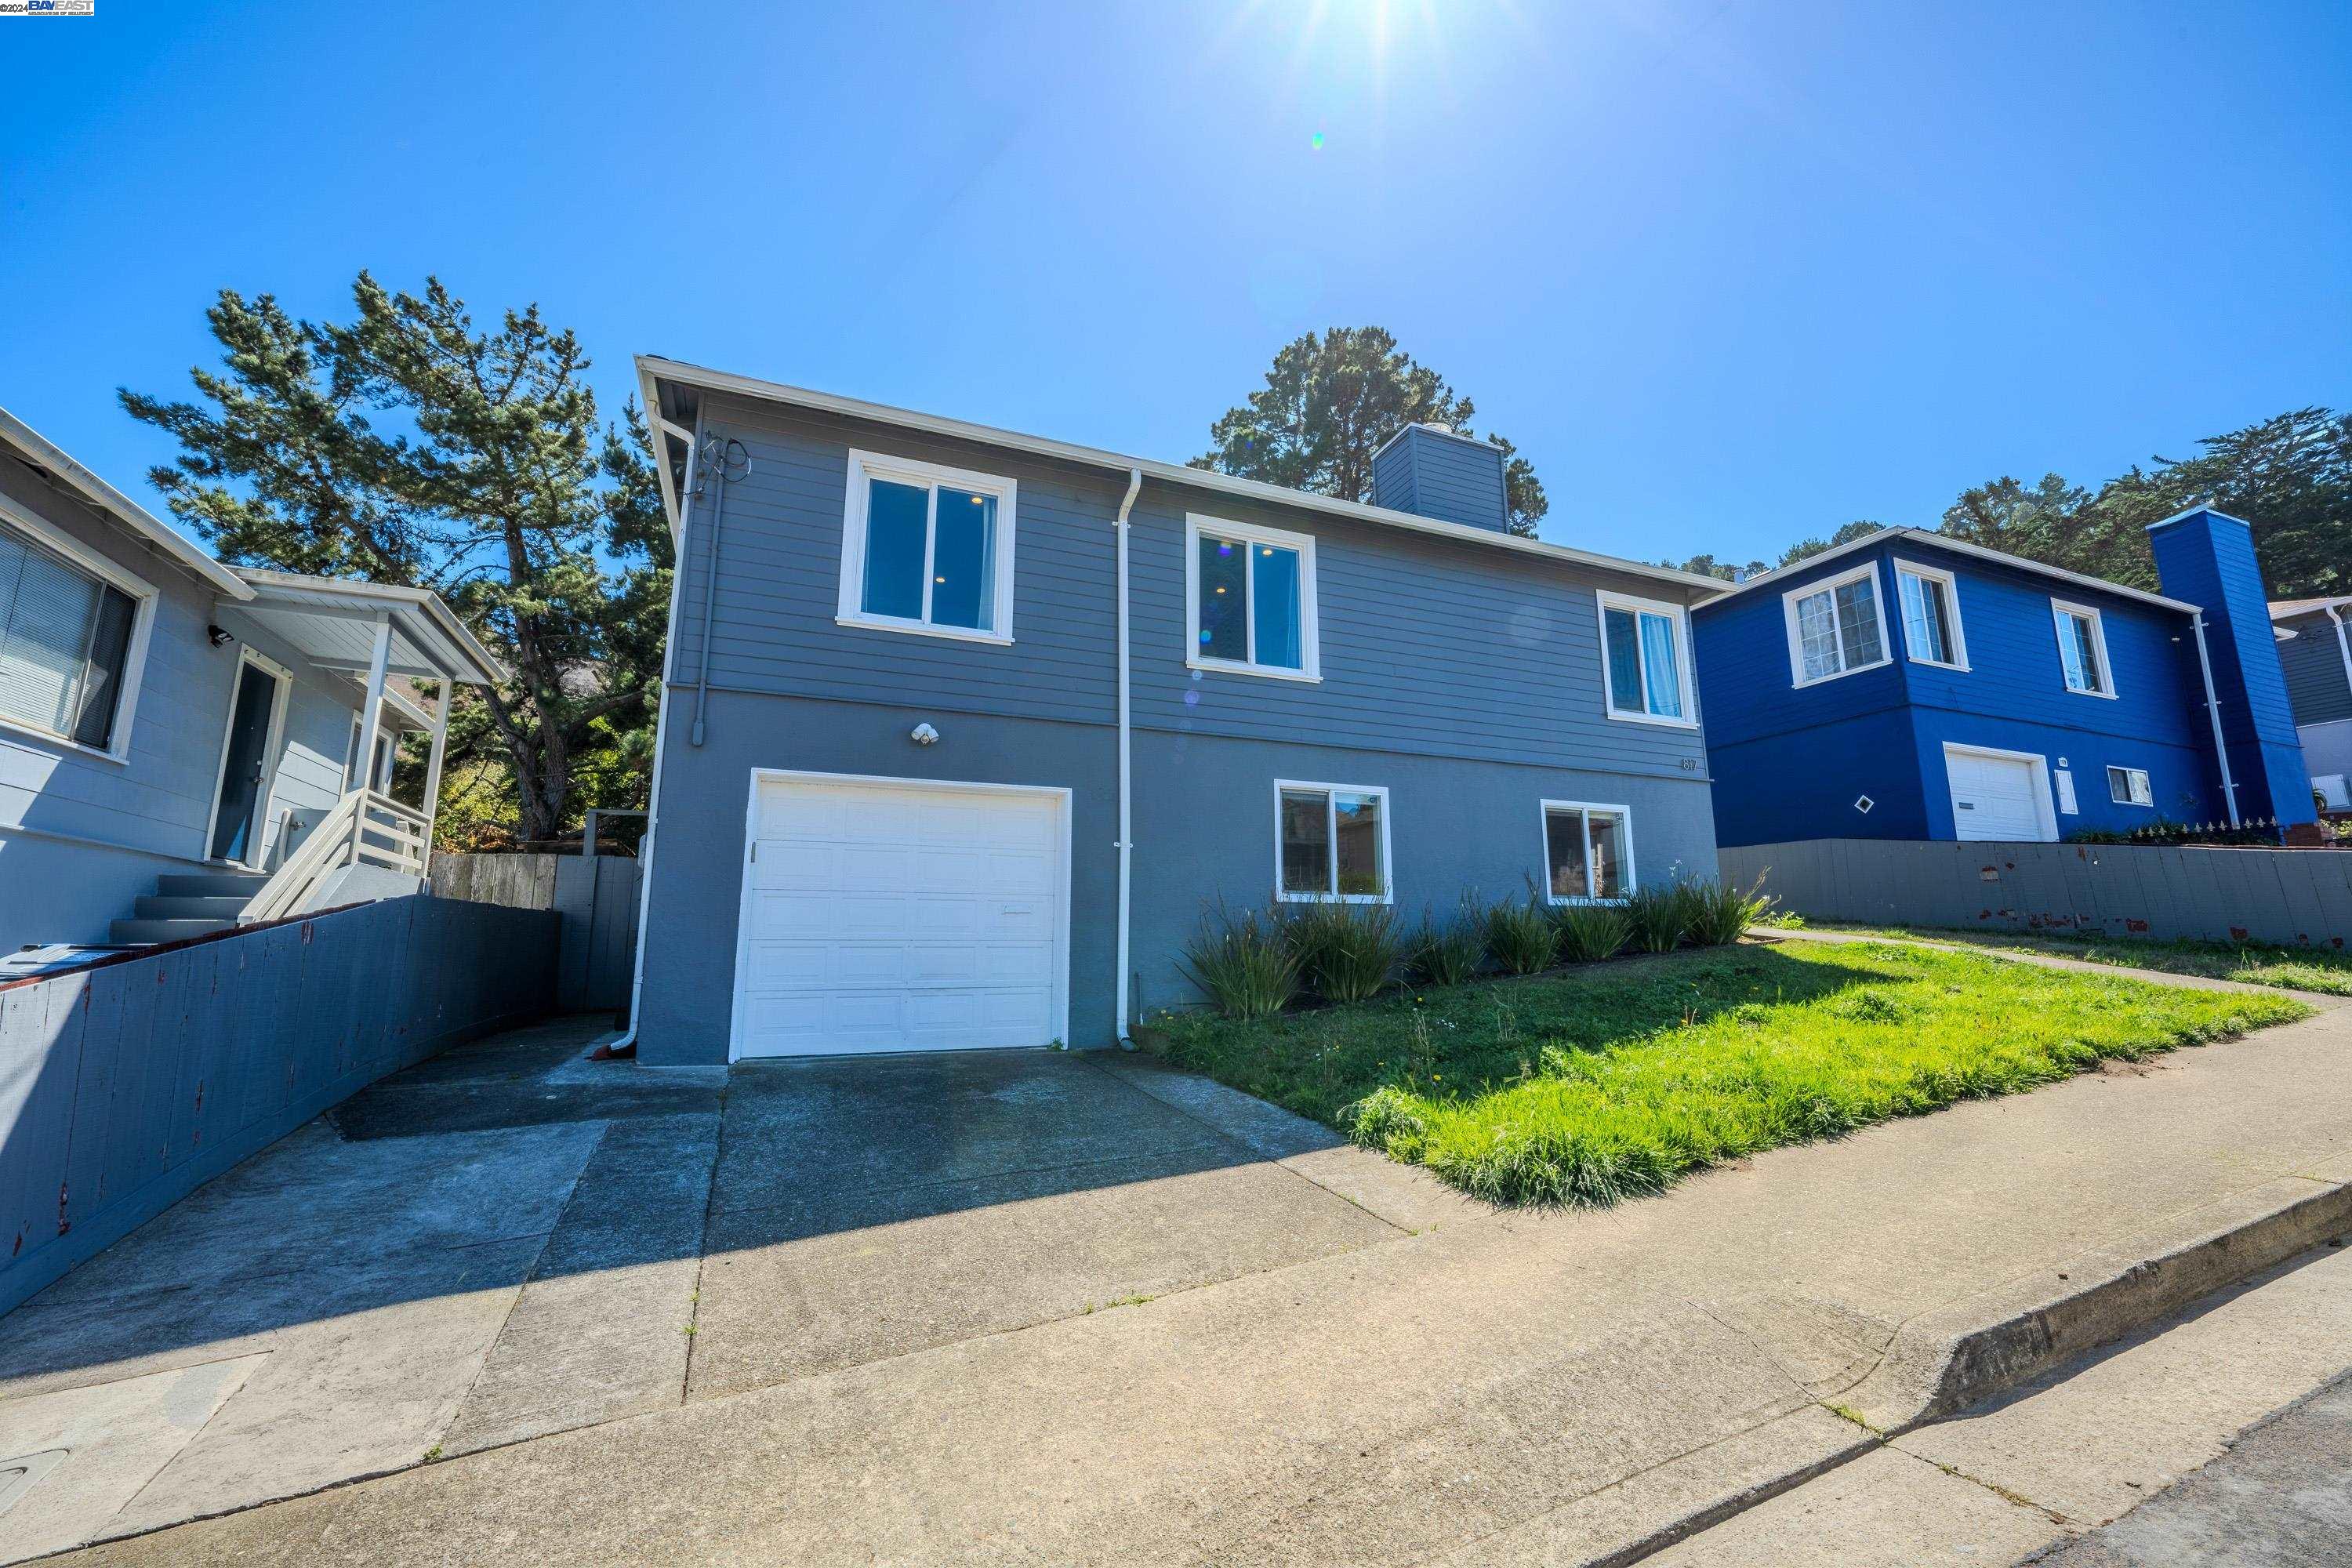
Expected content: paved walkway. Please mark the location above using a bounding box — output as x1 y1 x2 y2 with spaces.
12 969 2350 1565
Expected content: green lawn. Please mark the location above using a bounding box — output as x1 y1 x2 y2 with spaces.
1816 924 2352 997
1148 940 2310 1207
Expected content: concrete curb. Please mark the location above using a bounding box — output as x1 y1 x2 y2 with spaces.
1842 1168 2352 1433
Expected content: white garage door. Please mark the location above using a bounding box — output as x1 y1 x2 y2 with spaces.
733 775 1067 1058
1945 747 2053 842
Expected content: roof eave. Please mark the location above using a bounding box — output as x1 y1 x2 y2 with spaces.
0 406 254 601
228 567 507 684
635 355 1728 597
1695 527 2200 615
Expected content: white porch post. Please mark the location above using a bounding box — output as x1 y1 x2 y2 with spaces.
419 672 452 873
348 613 392 797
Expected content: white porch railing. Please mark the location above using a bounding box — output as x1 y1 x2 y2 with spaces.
243 788 431 925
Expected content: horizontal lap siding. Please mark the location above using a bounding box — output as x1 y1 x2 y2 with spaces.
676 394 1115 728
0 459 244 861
1130 486 1708 775
2278 613 2352 727
674 396 1711 779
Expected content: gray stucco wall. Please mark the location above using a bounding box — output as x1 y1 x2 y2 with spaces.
630 690 1721 1064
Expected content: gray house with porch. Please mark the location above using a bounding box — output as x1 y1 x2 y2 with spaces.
624 356 1726 1065
0 406 502 958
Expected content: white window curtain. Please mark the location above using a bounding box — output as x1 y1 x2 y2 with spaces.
0 529 104 741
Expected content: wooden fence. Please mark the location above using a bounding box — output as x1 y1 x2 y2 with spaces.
0 895 558 1316
430 852 642 1013
1722 837 2352 948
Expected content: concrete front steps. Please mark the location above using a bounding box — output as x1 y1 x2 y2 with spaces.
110 869 270 945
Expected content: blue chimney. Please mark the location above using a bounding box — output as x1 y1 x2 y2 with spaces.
2148 506 2318 829
1370 424 1510 533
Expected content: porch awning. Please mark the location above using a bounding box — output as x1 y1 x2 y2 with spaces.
227 568 505 687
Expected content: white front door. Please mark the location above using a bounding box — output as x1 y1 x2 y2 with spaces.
1945 746 2054 842
732 774 1069 1058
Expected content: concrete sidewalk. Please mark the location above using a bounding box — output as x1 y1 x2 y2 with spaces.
37 987 2352 1565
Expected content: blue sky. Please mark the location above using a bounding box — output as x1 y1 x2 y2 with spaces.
2 0 2346 567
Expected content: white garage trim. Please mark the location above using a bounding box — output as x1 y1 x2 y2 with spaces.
1940 741 2059 843
727 768 1073 1061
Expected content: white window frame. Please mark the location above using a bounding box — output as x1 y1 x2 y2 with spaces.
345 713 399 794
1595 590 1699 729
1538 798 1637 904
2107 764 2154 807
1782 561 1893 688
2050 598 2117 699
1185 514 1321 682
0 492 158 764
835 448 1018 647
202 646 292 869
1893 557 1969 671
1273 779 1390 904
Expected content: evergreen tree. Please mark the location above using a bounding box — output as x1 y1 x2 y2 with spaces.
1192 327 1549 537
123 274 670 845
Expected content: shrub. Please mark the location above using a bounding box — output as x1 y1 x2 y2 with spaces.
1553 902 1632 964
1407 900 1486 988
1181 902 1301 1019
1486 895 1560 975
1285 901 1406 1005
1626 880 1699 953
1687 873 1773 946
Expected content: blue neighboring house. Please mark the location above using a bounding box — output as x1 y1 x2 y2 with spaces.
1691 507 2318 849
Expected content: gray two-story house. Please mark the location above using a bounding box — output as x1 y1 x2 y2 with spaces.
626 357 1726 1063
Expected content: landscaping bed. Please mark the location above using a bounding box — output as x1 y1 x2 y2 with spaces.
1814 923 2352 997
1149 938 2310 1207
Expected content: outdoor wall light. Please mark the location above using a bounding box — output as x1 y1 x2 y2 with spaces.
206 625 234 648
910 723 940 746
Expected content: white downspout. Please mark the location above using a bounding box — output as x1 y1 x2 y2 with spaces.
2191 611 2241 827
1113 466 1142 1047
2326 604 2352 715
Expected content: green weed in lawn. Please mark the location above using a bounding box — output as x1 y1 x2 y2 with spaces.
1150 941 2308 1207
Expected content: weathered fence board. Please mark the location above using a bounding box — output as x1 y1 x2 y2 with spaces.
430 852 641 1012
1722 838 2352 949
0 895 557 1316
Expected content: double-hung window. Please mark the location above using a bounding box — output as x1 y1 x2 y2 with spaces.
1186 515 1318 680
1894 560 1967 670
0 509 149 757
2107 765 2154 807
837 450 1017 644
1276 781 1388 902
1782 562 1889 687
1541 800 1632 902
2051 600 2114 697
1597 591 1695 726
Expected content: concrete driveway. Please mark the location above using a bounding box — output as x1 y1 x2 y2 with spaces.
0 1021 1442 1561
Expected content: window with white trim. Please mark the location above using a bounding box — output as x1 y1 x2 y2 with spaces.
1541 800 1632 902
1187 516 1318 679
837 450 1017 643
2051 600 2114 697
1783 563 1889 686
2107 765 2154 806
1276 781 1387 902
1895 560 1967 670
1597 591 1695 725
0 514 147 754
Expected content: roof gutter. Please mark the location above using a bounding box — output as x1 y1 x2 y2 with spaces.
0 406 255 601
2190 612 2241 827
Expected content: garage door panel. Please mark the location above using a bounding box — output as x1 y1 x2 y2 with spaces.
1947 750 2050 842
738 777 1066 1057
